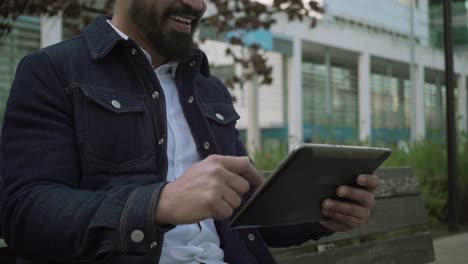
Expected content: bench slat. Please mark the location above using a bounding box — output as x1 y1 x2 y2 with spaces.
275 232 435 264
374 167 421 198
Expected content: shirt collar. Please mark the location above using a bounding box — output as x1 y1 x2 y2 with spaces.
106 19 129 40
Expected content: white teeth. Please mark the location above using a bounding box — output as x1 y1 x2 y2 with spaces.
171 15 192 24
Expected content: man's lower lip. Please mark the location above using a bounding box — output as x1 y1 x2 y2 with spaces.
168 19 192 33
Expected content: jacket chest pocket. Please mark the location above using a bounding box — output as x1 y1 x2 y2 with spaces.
75 85 153 170
200 103 240 155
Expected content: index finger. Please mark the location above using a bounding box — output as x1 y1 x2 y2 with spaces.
356 174 380 193
219 156 264 187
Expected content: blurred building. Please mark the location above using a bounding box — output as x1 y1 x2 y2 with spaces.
1 0 467 150
202 0 468 149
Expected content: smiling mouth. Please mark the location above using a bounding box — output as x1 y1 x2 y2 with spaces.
169 15 197 32
170 15 194 25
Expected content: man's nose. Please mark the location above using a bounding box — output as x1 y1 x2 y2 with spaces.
181 0 205 12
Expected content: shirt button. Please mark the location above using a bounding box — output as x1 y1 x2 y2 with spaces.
204 142 211 150
159 138 165 145
215 113 225 121
150 241 158 249
188 96 194 104
248 233 256 241
111 100 121 109
131 48 138 55
131 230 144 243
152 91 160 99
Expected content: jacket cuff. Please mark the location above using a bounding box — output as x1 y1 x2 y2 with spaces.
118 182 174 255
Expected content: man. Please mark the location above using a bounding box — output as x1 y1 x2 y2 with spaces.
0 0 379 263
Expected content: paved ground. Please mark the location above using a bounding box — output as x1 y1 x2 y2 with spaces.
431 232 468 263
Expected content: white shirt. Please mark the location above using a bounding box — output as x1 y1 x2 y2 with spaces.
107 20 225 264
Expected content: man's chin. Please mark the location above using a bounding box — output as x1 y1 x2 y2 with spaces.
145 25 196 62
153 39 194 62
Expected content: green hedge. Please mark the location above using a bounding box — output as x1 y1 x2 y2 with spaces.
384 140 468 224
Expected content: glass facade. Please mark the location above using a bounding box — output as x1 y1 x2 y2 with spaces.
425 82 447 140
302 62 359 143
371 74 412 142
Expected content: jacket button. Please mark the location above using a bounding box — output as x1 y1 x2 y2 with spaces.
111 100 121 109
188 96 194 104
189 60 196 67
150 241 158 249
204 142 210 150
131 48 138 55
152 91 160 99
215 113 224 121
159 138 165 145
248 233 256 241
131 230 144 243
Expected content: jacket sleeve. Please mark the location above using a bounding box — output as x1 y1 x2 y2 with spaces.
0 51 171 262
233 128 334 248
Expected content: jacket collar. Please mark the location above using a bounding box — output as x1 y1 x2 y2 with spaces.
82 15 211 77
82 15 123 61
188 49 211 78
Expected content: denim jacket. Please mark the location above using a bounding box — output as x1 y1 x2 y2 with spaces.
0 15 331 264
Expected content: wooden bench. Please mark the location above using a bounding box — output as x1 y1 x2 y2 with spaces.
270 167 436 264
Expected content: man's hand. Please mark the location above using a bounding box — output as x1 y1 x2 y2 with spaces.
320 174 380 232
155 155 264 225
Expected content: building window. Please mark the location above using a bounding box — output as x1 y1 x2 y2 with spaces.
302 62 359 143
371 73 411 143
210 64 237 101
425 82 447 141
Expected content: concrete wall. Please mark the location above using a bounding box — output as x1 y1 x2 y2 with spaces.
270 13 468 76
325 0 430 46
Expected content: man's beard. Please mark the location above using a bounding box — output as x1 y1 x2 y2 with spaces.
129 2 200 62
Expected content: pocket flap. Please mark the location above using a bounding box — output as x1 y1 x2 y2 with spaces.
200 103 240 124
80 86 145 114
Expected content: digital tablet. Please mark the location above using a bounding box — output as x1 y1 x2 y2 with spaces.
229 144 392 229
